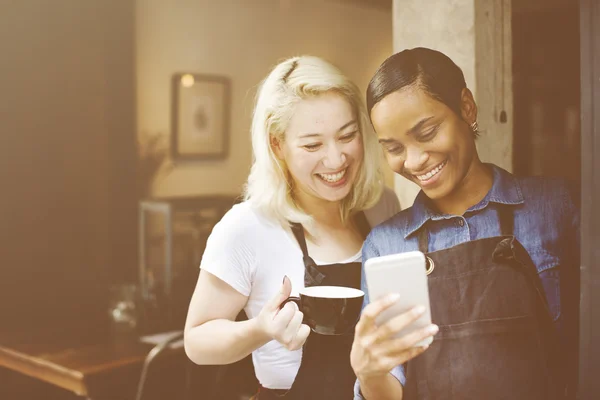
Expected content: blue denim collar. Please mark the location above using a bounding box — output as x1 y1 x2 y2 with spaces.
404 164 524 238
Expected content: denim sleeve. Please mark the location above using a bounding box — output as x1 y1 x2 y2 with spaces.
360 233 380 309
353 366 406 399
354 234 406 399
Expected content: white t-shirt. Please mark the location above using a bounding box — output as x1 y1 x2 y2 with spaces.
200 187 400 390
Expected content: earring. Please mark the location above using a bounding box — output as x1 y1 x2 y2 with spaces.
470 121 479 132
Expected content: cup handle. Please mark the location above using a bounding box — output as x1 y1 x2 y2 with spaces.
280 296 301 310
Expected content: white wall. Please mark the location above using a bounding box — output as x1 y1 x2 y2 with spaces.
391 0 513 209
136 0 393 197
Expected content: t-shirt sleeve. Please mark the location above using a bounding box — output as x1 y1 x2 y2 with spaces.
199 206 256 297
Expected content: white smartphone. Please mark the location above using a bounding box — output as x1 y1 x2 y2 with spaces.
364 251 433 347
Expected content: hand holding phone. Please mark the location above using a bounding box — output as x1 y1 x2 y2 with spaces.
364 251 434 347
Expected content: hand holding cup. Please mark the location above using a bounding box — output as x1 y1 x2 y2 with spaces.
256 276 310 351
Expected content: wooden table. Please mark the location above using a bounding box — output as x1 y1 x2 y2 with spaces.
0 331 177 400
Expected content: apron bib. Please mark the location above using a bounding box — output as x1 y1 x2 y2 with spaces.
404 206 564 400
256 212 370 400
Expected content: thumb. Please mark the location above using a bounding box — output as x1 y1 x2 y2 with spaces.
264 275 293 312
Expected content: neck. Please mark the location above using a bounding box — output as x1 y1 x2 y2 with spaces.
294 189 344 228
433 159 493 216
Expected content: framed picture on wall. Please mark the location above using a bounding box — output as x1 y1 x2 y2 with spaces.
171 73 231 161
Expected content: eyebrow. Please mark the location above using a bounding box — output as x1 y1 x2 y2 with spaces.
407 116 436 136
378 116 437 144
298 120 358 139
378 138 398 144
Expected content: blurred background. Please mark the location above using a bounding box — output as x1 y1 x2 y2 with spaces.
0 0 596 399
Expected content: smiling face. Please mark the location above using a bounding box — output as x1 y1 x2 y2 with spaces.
370 86 479 201
273 91 363 205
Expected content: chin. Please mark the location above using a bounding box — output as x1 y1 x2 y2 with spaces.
313 175 356 202
422 182 454 201
321 188 352 203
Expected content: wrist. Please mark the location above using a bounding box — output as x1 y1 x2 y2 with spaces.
357 371 389 383
248 317 271 342
357 371 395 392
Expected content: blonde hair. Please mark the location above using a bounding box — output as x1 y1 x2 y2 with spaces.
244 56 384 227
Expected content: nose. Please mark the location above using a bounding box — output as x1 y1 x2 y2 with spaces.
322 143 346 170
403 146 429 174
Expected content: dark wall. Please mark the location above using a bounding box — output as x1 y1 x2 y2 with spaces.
0 0 136 335
512 4 580 184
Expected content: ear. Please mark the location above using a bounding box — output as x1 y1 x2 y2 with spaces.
270 135 284 160
459 88 478 125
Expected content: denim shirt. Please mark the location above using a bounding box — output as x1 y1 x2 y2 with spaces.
354 165 579 398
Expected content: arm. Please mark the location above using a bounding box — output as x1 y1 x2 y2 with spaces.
184 207 309 365
184 272 309 365
352 235 437 399
184 270 269 365
352 296 433 400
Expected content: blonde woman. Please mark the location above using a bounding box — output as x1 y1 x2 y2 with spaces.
184 56 399 399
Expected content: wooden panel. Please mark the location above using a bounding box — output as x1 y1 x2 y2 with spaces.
326 0 391 11
579 0 600 398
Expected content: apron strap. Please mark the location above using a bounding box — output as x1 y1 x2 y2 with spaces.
290 222 313 263
416 205 515 254
289 212 371 287
354 210 371 240
290 222 325 286
498 204 514 236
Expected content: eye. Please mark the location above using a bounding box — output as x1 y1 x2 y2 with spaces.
302 143 322 152
340 131 358 142
384 144 405 155
418 125 441 142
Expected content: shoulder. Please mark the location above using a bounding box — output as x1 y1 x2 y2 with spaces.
364 203 417 257
516 175 578 212
201 202 274 296
215 202 257 230
515 176 580 237
363 186 401 227
210 201 280 243
369 203 414 237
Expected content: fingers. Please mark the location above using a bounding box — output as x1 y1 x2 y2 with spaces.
280 307 305 348
264 275 293 312
357 329 434 375
371 305 428 344
377 345 429 371
272 301 297 332
381 324 438 359
281 275 292 298
272 301 309 351
355 293 400 336
287 324 310 351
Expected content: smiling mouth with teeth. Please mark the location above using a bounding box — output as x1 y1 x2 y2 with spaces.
317 168 347 183
415 161 446 182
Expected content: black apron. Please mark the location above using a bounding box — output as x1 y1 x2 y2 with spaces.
403 206 564 400
257 212 370 400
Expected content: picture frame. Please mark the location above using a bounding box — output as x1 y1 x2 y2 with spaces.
170 73 231 161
